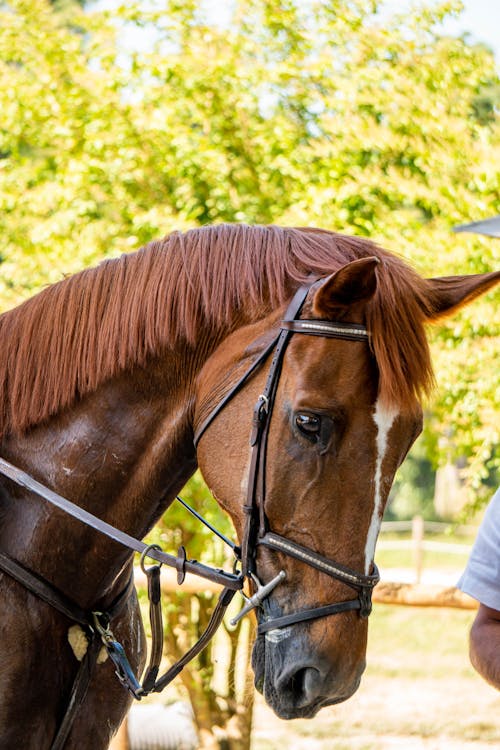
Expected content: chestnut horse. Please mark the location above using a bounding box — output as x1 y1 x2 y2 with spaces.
0 224 498 748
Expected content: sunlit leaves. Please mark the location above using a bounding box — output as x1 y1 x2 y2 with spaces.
0 0 499 496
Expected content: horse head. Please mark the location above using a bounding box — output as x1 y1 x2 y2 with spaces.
195 256 499 719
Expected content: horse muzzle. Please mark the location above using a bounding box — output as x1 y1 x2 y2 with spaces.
252 619 366 719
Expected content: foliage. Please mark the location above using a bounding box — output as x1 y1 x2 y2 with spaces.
387 436 436 520
148 471 235 563
0 0 498 494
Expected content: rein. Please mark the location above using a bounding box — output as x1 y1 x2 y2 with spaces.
0 280 381 747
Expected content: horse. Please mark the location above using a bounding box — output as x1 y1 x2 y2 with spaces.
0 223 498 749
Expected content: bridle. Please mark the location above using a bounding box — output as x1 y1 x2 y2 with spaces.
194 280 380 634
0 279 379 748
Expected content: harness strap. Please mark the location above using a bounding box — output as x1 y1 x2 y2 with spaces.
259 533 380 591
51 577 135 750
241 283 312 577
0 550 135 628
0 551 90 626
141 562 164 693
152 586 236 693
0 457 242 592
50 634 102 750
280 319 369 341
257 600 361 634
257 533 380 628
194 334 281 448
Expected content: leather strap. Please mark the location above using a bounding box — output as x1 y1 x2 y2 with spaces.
0 457 242 592
152 586 236 692
257 599 361 634
50 634 102 750
52 574 135 749
0 551 90 626
259 533 380 591
141 563 164 693
194 334 281 448
256 533 379 631
280 319 369 341
241 283 312 577
0 550 134 750
193 281 319 450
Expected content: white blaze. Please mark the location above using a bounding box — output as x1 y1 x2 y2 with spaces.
365 401 398 574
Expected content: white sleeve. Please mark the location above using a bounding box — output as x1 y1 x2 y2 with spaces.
457 487 500 610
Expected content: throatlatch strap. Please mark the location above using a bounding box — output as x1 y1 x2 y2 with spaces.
194 334 281 448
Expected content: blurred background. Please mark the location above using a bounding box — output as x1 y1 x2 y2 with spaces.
1 1 499 747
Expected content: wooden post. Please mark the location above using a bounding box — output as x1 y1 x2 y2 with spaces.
412 515 424 584
373 582 477 609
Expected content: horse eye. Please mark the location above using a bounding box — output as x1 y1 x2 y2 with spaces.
295 413 321 439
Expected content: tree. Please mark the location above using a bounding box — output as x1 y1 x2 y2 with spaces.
0 2 498 480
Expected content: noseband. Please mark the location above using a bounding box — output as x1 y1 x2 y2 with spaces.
195 281 380 635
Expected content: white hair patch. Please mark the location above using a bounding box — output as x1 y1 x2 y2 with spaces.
364 401 398 574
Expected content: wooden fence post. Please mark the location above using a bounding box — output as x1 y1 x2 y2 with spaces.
412 515 424 583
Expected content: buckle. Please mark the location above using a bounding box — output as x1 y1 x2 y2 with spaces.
92 612 144 699
250 394 269 445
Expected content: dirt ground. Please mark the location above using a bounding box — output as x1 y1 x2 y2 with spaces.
252 675 500 750
250 605 500 750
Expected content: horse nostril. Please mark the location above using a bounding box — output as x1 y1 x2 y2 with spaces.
280 666 323 709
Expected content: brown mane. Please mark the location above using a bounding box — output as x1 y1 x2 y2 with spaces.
0 224 435 438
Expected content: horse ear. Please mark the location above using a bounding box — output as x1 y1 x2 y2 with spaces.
312 257 380 318
423 271 500 320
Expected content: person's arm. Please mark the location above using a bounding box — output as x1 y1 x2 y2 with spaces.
469 603 500 689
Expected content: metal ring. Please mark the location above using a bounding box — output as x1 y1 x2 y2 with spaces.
140 543 163 574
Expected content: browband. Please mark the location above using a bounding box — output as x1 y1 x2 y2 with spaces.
280 319 369 341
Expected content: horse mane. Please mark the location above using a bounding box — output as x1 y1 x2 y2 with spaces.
0 224 435 438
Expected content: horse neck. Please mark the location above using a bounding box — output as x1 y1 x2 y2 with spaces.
0 346 205 608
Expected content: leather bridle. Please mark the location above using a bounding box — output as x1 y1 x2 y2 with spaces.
0 279 380 747
194 281 380 635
